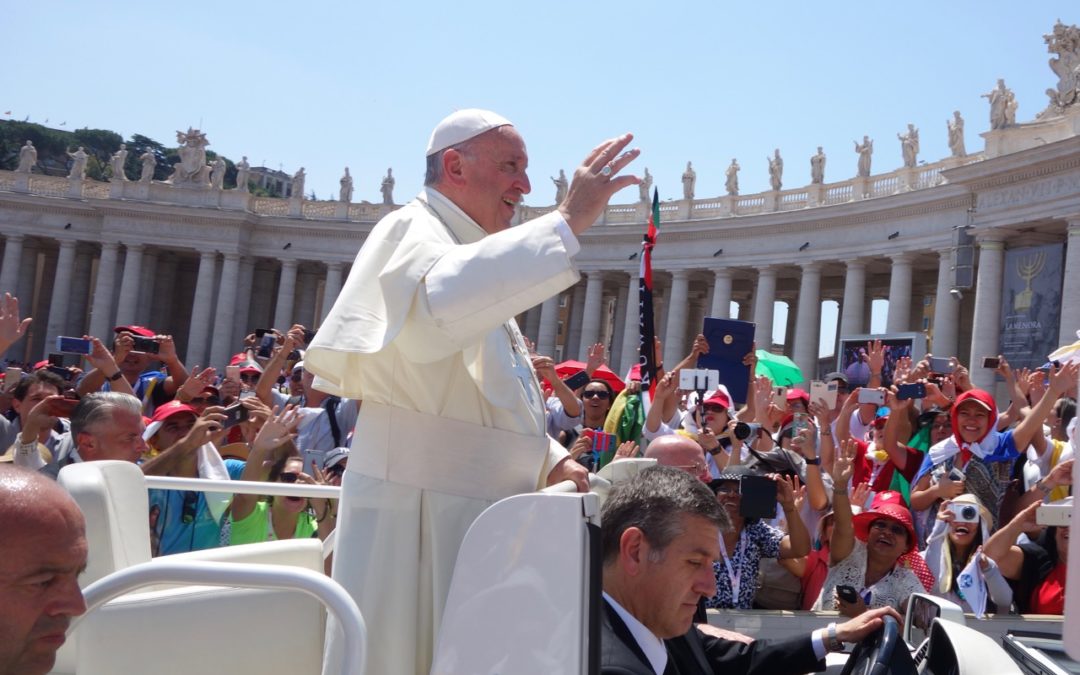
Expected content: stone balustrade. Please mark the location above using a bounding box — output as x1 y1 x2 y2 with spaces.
0 151 982 228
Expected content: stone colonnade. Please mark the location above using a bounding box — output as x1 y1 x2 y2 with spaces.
0 235 349 369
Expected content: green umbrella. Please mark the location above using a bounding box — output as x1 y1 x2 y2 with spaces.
754 350 804 386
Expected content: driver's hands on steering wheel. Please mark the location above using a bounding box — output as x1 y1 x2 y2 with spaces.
835 606 904 643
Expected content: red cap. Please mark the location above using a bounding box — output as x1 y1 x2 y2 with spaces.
114 325 155 338
229 353 248 366
627 363 642 382
703 390 732 409
32 360 50 371
786 388 810 404
149 400 198 424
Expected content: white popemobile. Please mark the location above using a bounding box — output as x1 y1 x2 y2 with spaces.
48 454 1076 674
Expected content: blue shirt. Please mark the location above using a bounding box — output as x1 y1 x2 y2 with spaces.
149 458 245 556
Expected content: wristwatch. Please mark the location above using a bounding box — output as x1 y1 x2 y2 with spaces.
707 447 722 456
825 622 844 651
106 370 124 382
805 456 821 466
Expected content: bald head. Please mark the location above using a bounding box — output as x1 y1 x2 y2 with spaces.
0 466 87 675
645 435 712 483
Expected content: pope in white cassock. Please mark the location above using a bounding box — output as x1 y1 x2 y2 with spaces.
306 109 641 674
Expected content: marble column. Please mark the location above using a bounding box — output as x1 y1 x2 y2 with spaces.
579 273 605 359
0 233 24 295
273 259 298 329
233 257 256 348
185 251 218 368
321 262 344 323
710 269 733 319
150 253 178 335
791 263 822 385
113 243 144 328
618 274 640 376
838 260 866 339
209 253 241 369
610 282 629 369
294 267 318 329
969 236 1005 391
136 247 158 326
536 295 560 358
1059 219 1080 345
885 253 914 333
783 300 797 356
932 250 960 357
565 283 586 360
67 246 93 337
523 305 542 345
44 239 78 352
752 267 777 350
88 242 121 339
662 270 691 367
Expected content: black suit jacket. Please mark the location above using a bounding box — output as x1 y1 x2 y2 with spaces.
600 599 825 675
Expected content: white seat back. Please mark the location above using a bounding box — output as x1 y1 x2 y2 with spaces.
58 460 152 587
431 492 601 675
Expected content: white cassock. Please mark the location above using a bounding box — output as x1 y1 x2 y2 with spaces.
306 187 578 675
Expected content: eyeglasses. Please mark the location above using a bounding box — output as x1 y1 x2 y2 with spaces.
713 483 739 495
240 374 259 384
702 404 727 414
582 390 610 400
673 461 707 475
870 520 908 537
279 472 300 484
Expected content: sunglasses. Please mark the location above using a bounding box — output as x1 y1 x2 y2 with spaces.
290 374 303 382
702 404 727 414
190 396 220 406
870 520 908 537
240 374 259 383
279 472 300 484
582 390 610 400
326 464 346 478
713 483 739 495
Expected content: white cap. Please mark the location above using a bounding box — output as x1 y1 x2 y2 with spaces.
426 109 513 156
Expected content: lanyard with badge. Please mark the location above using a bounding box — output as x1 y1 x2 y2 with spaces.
718 529 748 601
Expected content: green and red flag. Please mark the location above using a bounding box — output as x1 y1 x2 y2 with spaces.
638 188 660 409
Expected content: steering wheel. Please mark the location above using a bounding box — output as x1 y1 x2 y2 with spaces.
838 614 917 675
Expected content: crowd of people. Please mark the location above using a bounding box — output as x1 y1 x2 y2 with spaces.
0 106 1076 675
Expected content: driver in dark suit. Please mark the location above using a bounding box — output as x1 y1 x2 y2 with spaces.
600 466 900 674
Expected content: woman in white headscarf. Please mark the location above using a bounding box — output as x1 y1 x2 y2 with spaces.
920 494 1012 616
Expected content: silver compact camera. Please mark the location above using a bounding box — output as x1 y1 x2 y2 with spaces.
947 503 979 523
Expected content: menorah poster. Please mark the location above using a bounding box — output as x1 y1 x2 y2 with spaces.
999 243 1064 368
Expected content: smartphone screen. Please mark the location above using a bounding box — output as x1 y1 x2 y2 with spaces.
4 367 22 391
981 356 1001 369
928 357 955 374
896 382 926 401
130 336 160 354
771 387 787 408
56 336 93 355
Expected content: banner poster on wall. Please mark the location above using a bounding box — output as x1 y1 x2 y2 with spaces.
998 243 1064 369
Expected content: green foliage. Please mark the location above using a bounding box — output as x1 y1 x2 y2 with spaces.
0 121 243 184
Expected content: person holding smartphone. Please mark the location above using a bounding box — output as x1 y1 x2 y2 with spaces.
703 464 810 610
77 325 188 417
4 370 69 466
813 440 927 616
910 362 1079 535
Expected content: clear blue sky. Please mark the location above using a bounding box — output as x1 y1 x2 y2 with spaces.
4 2 1076 353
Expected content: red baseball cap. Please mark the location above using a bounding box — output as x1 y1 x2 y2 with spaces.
114 325 155 338
702 390 733 409
786 388 810 405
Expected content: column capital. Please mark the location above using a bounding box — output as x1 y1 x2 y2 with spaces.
100 241 120 252
124 242 145 253
326 260 344 271
198 249 216 261
1066 216 1080 233
280 257 298 268
665 268 692 280
222 252 241 262
845 258 867 271
57 237 78 250
978 238 1006 251
890 251 915 265
757 265 777 278
975 229 1007 247
5 233 25 244
713 268 733 279
800 261 823 273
